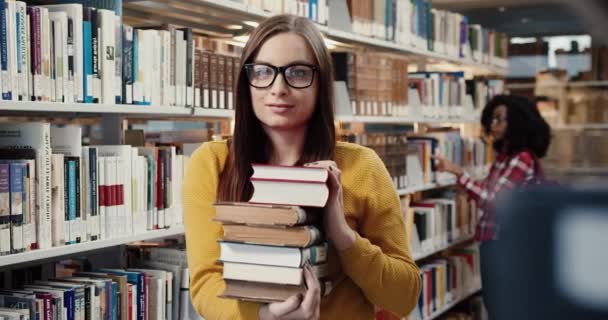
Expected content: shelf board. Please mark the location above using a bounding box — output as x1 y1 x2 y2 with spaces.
546 167 608 174
397 179 457 196
336 114 479 124
124 0 507 75
0 101 235 118
0 227 185 269
0 101 483 124
553 123 608 130
427 285 482 320
412 235 475 261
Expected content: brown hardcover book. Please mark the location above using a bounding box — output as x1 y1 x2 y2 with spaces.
213 202 318 226
209 53 218 108
221 279 305 303
220 278 333 303
202 51 210 108
225 56 233 110
217 55 226 109
194 49 202 108
222 224 322 247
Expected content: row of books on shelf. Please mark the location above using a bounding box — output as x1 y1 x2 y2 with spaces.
402 190 478 259
345 0 508 64
0 1 240 110
0 122 188 256
339 132 491 189
332 51 410 117
332 50 505 117
238 0 329 25
242 0 508 64
0 239 202 320
214 165 333 302
408 244 482 320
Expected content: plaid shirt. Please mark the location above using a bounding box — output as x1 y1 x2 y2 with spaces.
458 151 536 242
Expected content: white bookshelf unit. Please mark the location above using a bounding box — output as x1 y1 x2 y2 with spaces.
0 1 507 319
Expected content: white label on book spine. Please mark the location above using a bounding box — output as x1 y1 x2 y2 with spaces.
12 225 23 251
133 82 143 104
211 90 217 108
70 219 78 243
114 76 121 100
0 229 9 253
194 88 201 108
67 80 75 103
219 90 225 109
1 71 8 99
169 85 175 106
94 78 102 101
64 222 70 244
34 75 42 99
187 87 193 106
86 75 94 97
127 84 133 104
203 89 209 108
159 209 165 229
23 224 33 248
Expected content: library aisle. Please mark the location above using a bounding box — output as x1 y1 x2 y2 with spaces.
0 1 606 320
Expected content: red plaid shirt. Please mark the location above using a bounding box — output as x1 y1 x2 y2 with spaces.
458 151 537 242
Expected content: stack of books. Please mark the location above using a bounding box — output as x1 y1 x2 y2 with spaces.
216 164 332 303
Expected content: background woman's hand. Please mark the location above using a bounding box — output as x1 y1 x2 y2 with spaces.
258 264 321 319
433 155 464 176
304 160 355 251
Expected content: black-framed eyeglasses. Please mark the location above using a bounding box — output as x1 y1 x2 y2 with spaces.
244 63 319 89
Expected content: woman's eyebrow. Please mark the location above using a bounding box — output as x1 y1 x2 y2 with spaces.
252 59 315 65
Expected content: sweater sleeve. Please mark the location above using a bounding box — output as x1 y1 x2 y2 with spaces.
183 142 260 320
337 148 421 316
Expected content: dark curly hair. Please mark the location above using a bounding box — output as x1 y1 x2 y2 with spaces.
481 95 551 158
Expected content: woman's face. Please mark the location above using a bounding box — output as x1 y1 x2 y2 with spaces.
490 104 508 141
248 32 319 133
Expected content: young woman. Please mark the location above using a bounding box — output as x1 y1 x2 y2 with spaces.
183 15 421 320
434 94 551 317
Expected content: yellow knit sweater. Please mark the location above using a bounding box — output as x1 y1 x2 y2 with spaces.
183 140 421 320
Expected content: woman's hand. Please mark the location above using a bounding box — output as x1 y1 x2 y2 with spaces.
433 155 464 176
258 264 321 320
304 160 355 251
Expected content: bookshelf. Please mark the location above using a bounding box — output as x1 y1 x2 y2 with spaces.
0 226 185 269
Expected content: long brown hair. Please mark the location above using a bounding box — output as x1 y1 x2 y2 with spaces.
218 14 336 202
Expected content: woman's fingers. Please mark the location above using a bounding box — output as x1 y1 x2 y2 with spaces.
267 294 303 317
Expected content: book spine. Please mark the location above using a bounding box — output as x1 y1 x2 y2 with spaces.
122 25 133 104
9 162 25 253
0 163 9 255
114 16 122 104
17 2 26 100
0 1 8 100
30 7 41 101
64 158 72 245
98 156 106 240
89 148 98 241
82 8 93 103
91 7 99 103
67 17 75 103
74 157 82 243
